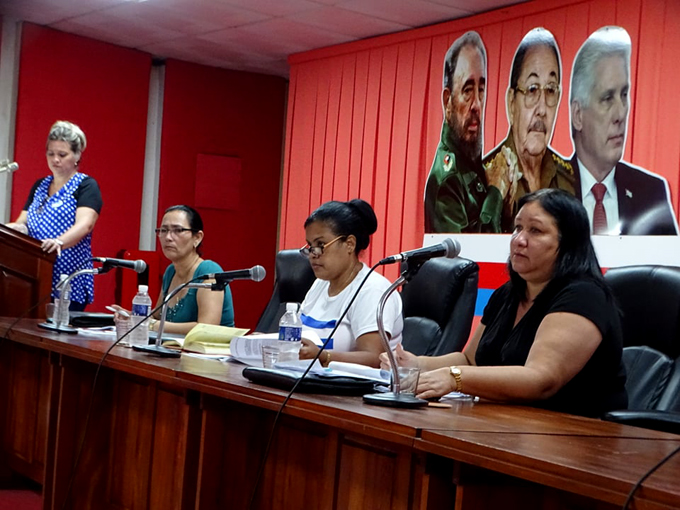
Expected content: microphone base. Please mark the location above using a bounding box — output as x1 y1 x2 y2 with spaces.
38 322 78 334
363 392 429 408
132 344 181 358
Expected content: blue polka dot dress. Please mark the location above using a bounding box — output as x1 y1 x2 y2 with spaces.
26 173 95 304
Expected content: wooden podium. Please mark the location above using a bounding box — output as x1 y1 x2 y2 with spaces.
0 224 55 319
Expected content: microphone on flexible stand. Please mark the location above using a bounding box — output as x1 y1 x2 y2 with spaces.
364 238 462 408
38 257 150 334
378 237 460 266
0 160 19 174
91 257 147 274
38 268 99 334
133 266 267 357
196 265 267 285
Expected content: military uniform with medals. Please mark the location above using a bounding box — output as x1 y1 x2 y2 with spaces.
483 132 575 233
424 122 502 233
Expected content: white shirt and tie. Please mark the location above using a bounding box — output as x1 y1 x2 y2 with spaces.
578 158 621 235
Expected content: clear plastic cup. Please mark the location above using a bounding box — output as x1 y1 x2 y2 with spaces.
115 317 133 347
45 303 56 323
261 345 280 368
394 366 421 395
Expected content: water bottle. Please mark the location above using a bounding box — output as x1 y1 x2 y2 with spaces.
130 284 153 346
278 302 302 362
55 274 71 327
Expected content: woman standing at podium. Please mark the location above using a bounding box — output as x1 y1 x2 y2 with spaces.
297 199 403 368
6 121 102 311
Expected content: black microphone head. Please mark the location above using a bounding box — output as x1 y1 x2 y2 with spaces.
251 265 266 282
133 260 148 273
442 238 461 259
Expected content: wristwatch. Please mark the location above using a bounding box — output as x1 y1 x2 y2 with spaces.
449 366 462 393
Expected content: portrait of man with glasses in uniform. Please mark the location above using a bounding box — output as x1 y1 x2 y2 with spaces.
484 28 575 233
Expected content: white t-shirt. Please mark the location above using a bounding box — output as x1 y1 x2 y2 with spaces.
299 263 403 353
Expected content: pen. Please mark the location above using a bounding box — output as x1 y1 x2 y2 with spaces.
106 305 130 318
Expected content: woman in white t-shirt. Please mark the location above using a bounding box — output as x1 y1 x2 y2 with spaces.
298 199 403 368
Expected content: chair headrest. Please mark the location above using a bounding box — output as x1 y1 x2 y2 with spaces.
400 257 478 327
605 265 680 358
275 249 316 303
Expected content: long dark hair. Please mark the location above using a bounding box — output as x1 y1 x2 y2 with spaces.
304 199 378 255
508 189 608 299
164 205 204 255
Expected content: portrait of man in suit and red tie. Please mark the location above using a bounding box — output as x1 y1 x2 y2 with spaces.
569 26 678 236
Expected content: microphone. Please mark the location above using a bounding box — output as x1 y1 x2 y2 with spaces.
91 257 147 273
379 237 460 265
197 265 266 283
0 160 19 174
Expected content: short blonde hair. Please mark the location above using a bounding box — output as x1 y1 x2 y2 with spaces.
46 120 87 155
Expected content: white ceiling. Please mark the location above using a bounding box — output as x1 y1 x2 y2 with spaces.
1 0 526 77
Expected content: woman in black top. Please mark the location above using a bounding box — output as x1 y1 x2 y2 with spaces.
382 188 627 417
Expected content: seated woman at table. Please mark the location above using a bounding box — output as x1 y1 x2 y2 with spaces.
382 189 627 417
114 205 234 334
298 199 403 368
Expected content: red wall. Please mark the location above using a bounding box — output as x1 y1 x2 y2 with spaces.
12 24 151 309
10 25 287 329
158 60 287 328
282 0 680 278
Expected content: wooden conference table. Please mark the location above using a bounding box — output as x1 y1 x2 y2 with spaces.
1 318 679 510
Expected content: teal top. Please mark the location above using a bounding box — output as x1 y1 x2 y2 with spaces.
161 260 235 327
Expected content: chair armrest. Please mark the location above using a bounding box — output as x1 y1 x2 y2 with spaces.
603 410 680 435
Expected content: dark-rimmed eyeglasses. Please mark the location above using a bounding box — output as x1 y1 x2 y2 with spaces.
515 82 560 108
299 235 346 257
155 227 196 237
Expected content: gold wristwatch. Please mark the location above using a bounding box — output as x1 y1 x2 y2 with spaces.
449 366 462 393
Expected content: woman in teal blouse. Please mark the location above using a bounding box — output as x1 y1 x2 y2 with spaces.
148 205 234 334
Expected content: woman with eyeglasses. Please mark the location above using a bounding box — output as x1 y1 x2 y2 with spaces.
297 199 403 368
114 205 234 334
5 121 102 311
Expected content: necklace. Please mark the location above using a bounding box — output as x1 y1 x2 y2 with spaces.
329 261 362 296
167 255 201 308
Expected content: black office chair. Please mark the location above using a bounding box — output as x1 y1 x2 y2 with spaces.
602 265 680 434
399 257 479 356
255 249 316 333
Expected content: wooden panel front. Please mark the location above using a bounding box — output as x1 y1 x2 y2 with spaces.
4 320 680 510
197 395 423 510
335 435 414 510
0 341 51 484
47 356 200 510
0 224 55 319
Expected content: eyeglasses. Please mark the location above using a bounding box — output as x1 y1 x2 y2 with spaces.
515 82 560 108
299 235 346 257
155 227 196 237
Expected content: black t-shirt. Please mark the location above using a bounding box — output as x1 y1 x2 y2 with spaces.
477 277 627 417
24 175 103 213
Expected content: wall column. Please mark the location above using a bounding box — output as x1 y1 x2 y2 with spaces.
0 18 21 223
139 59 165 250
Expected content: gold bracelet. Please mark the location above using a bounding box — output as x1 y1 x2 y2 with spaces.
149 318 157 331
325 350 331 366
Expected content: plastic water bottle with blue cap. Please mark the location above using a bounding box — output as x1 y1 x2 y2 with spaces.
278 302 302 362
